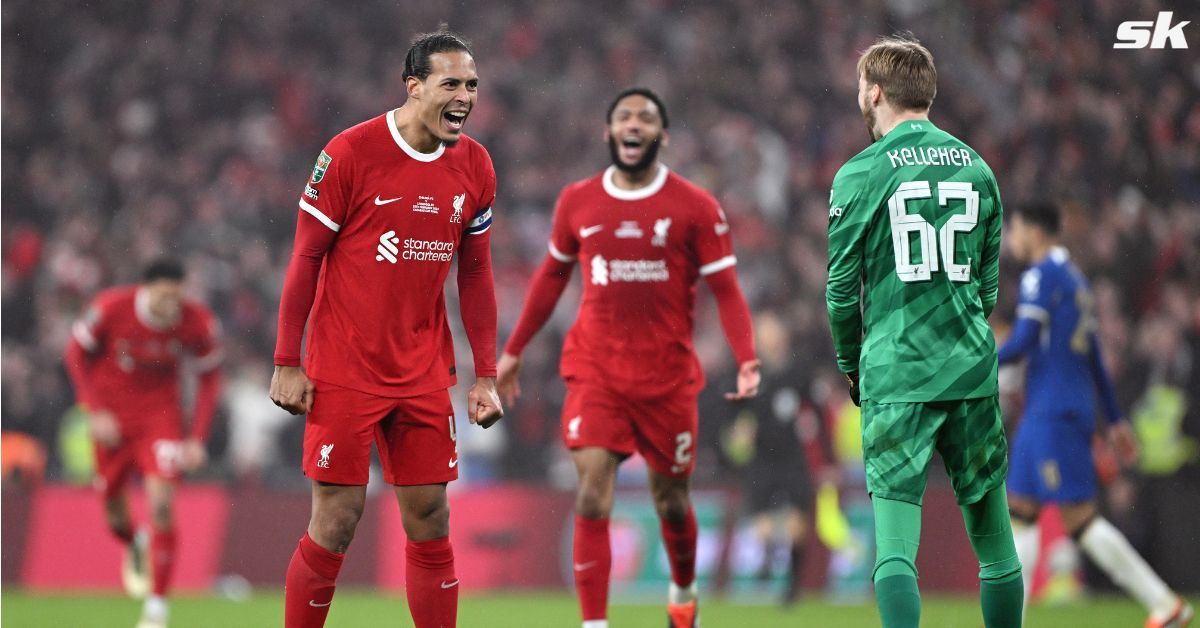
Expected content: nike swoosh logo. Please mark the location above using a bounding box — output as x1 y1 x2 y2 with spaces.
714 222 730 235
448 458 458 468
580 225 604 238
440 579 459 589
375 195 403 205
573 561 597 571
309 600 332 607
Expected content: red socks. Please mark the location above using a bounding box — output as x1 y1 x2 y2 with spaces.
406 537 457 628
660 507 698 588
284 533 345 628
150 527 176 596
574 515 612 621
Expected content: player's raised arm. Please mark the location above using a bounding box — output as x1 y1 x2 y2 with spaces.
271 139 352 415
496 191 579 406
825 171 869 375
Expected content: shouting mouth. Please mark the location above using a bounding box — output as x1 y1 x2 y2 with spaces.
443 110 468 133
618 135 644 162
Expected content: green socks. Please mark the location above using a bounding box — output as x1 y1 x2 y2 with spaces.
876 574 922 627
872 497 923 628
962 484 1024 628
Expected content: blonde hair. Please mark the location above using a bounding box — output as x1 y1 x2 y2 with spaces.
857 33 937 111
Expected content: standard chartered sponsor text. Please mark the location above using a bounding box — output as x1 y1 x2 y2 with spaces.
404 238 455 262
608 259 669 282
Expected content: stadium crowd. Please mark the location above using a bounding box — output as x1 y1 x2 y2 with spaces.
3 0 1197 503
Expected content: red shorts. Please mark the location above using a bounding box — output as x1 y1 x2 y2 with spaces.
561 379 698 477
93 427 184 500
303 380 458 486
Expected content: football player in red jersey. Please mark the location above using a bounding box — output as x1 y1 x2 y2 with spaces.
497 88 761 628
64 258 223 628
270 30 502 628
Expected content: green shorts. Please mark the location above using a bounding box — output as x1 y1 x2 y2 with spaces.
861 395 1008 506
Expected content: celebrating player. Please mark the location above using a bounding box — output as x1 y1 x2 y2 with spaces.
826 35 1022 627
1000 202 1193 627
270 31 502 628
496 87 760 628
64 259 223 628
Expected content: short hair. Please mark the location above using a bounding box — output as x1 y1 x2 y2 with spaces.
403 29 473 82
1016 202 1061 235
606 87 670 129
142 258 186 283
856 32 937 111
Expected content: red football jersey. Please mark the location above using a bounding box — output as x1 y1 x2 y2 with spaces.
547 165 737 399
71 286 222 427
292 111 496 397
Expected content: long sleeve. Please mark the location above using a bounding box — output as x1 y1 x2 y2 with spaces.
64 337 100 409
997 317 1041 365
457 228 498 377
703 267 756 365
190 368 223 440
273 213 338 366
979 180 1004 317
826 173 869 374
503 254 575 356
1088 332 1124 423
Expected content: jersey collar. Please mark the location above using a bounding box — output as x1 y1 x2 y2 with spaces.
602 163 669 201
388 109 445 162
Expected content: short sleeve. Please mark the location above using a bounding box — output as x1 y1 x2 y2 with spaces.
547 189 579 263
693 196 736 276
1016 267 1053 325
464 147 496 237
297 135 354 233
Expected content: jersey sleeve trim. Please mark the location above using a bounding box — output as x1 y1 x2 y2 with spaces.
699 255 737 276
548 241 577 263
1016 304 1049 324
299 199 342 232
72 321 99 352
465 207 493 236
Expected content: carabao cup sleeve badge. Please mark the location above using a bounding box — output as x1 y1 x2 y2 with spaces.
310 151 332 184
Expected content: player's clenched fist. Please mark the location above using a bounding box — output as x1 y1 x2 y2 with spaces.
87 408 122 448
270 365 315 415
468 376 504 428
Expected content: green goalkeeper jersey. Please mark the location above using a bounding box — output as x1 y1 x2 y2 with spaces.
826 119 1002 403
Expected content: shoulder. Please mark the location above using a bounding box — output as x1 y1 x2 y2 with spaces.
665 171 718 205
558 173 605 206
181 300 220 335
93 286 136 312
833 145 877 187
1020 266 1045 299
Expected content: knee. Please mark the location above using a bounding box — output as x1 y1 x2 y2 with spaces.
652 488 690 525
312 501 364 551
576 480 612 520
150 499 173 529
406 499 450 540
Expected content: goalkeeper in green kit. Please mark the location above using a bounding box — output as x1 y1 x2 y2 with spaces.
825 34 1022 628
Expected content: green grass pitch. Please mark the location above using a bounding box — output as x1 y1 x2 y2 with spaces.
2 590 1188 627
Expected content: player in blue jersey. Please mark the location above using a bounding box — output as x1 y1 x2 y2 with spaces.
1000 202 1192 628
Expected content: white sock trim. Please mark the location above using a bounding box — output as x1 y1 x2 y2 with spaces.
669 581 698 605
1078 517 1176 618
582 620 609 628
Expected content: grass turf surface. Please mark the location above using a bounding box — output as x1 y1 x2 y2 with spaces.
2 590 1188 627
